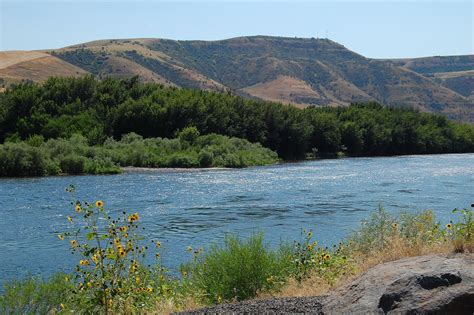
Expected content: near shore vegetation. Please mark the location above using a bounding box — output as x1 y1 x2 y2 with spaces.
1 189 472 314
1 76 473 176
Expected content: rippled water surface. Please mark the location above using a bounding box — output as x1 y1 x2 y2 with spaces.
0 154 473 285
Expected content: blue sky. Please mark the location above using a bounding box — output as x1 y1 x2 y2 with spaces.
1 0 472 58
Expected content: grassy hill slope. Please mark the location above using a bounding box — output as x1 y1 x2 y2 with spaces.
1 36 472 122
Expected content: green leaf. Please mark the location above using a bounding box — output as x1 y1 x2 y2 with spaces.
86 232 95 241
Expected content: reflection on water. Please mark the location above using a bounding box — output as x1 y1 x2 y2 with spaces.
0 153 473 284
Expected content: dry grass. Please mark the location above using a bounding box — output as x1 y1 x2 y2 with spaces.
268 235 458 299
0 55 87 84
152 297 203 314
242 75 323 107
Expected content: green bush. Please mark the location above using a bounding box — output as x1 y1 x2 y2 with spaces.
0 142 48 177
185 234 286 303
0 274 71 314
59 155 87 174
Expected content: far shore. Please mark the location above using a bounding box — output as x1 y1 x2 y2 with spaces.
121 166 232 173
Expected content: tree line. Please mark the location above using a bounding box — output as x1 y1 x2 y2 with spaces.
1 76 473 160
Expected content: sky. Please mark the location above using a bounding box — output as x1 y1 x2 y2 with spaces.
1 0 473 58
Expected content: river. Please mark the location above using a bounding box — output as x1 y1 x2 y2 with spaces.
0 154 473 285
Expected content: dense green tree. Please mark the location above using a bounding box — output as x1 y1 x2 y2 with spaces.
0 77 473 162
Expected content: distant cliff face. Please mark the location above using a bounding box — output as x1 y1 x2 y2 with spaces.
1 36 472 122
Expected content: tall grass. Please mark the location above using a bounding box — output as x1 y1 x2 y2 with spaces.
183 234 287 304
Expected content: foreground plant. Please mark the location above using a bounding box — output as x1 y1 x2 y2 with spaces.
56 185 162 313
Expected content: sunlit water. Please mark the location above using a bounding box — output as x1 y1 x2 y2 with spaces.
0 154 473 286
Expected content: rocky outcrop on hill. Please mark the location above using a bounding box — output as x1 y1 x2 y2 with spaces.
184 254 474 314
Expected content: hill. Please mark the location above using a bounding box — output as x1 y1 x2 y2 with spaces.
0 36 472 122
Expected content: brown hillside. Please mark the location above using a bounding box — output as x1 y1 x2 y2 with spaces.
0 36 472 122
0 51 86 85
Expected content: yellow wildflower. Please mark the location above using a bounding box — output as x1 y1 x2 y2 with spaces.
57 234 65 241
119 226 127 233
79 260 89 266
60 303 65 310
67 216 73 223
135 276 141 284
70 240 78 247
323 253 331 260
156 253 161 258
128 213 140 222
155 241 161 248
392 223 398 229
446 223 453 229
95 200 104 207
146 286 153 293
92 254 99 264
75 205 81 213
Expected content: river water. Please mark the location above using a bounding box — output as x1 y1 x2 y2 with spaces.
0 154 473 285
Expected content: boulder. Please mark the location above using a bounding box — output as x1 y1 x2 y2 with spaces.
322 254 474 314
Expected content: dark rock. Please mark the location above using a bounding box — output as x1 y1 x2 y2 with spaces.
322 254 474 314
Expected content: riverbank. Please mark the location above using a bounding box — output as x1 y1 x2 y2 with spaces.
1 204 472 314
0 130 278 177
122 166 232 173
183 253 474 314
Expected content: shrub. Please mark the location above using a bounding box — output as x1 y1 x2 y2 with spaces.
167 153 199 168
198 149 214 167
185 234 286 303
59 155 87 174
0 142 48 177
0 274 71 314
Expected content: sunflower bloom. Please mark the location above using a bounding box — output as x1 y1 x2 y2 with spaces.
95 200 104 207
155 241 161 248
446 223 453 229
75 205 81 213
128 213 140 222
79 260 89 266
146 286 153 293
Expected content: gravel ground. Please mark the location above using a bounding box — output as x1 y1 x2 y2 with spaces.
178 297 324 314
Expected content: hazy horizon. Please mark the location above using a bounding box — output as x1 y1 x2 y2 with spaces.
1 0 472 58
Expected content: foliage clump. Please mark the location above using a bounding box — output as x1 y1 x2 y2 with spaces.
1 76 473 163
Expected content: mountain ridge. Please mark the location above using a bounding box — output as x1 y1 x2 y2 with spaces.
0 36 472 122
